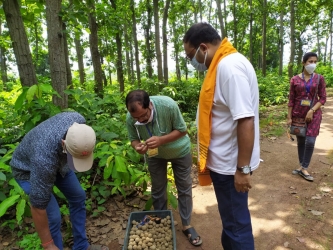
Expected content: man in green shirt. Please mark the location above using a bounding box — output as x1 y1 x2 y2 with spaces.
125 90 202 246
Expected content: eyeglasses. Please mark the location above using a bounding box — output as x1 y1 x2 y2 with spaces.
132 108 150 120
185 47 197 61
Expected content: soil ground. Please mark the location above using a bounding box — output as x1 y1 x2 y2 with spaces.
1 98 333 250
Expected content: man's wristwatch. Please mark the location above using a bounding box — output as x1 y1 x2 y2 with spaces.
237 165 251 174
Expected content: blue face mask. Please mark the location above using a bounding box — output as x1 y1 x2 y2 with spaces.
190 47 208 72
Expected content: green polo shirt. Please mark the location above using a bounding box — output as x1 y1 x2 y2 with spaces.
126 96 191 159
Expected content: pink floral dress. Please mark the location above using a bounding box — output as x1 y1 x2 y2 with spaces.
288 73 326 137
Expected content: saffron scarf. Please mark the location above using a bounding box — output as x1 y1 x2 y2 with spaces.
198 38 238 173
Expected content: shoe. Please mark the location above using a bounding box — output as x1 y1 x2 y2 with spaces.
292 169 300 175
298 170 314 181
182 227 202 246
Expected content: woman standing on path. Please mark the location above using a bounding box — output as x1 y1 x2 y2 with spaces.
287 52 327 181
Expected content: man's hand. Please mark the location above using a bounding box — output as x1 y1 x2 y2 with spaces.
134 142 148 154
234 171 252 193
145 136 162 149
287 118 292 126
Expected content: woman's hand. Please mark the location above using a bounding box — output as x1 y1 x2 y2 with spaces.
305 109 314 123
287 118 292 126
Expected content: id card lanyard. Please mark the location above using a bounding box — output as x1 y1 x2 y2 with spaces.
145 120 158 157
300 73 313 107
302 72 313 98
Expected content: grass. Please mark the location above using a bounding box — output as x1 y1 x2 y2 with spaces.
327 149 333 165
326 87 333 97
259 103 288 138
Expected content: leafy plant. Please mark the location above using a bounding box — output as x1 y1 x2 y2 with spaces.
17 232 42 250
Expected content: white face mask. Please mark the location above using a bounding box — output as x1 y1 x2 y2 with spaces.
190 47 208 72
135 109 154 125
304 63 316 74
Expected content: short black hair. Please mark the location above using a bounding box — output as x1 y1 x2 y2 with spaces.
183 22 221 48
125 90 150 112
302 52 318 63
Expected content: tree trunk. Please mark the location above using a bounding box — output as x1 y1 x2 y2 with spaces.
223 0 227 36
0 46 7 84
110 0 125 93
261 0 267 76
124 22 131 82
162 0 170 84
62 22 72 88
278 6 284 76
288 0 296 78
3 0 37 87
45 0 68 108
0 18 8 84
74 37 86 85
153 0 163 82
88 1 104 96
145 0 153 78
232 0 237 48
130 0 141 86
329 10 333 66
34 23 39 69
130 41 135 83
249 0 253 64
216 0 226 39
316 18 321 59
172 22 181 81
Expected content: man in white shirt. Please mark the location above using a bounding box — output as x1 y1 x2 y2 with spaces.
183 22 260 250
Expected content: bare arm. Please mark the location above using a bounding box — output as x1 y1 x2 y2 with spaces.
234 117 254 192
31 206 59 249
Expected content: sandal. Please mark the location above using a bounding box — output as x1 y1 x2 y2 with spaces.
298 170 314 181
182 227 202 246
292 169 300 175
87 245 109 250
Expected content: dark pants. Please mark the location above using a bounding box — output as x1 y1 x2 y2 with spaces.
297 136 316 169
210 170 255 250
147 153 193 226
16 170 89 250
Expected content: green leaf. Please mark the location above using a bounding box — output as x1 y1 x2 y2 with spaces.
168 192 178 209
103 160 113 180
114 156 127 173
0 172 6 181
100 132 119 141
39 84 54 93
31 114 42 125
0 149 7 154
26 85 38 103
144 197 153 211
0 195 20 217
14 89 27 111
53 186 66 200
9 178 23 195
16 199 26 223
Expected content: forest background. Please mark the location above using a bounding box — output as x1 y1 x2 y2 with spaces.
0 0 333 248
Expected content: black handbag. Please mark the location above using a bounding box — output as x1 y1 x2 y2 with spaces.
289 74 320 137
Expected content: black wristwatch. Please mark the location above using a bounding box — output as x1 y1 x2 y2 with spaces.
237 165 251 174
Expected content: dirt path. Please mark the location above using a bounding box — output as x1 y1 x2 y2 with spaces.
171 97 333 250
1 99 332 250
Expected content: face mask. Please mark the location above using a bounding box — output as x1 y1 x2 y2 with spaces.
304 63 316 74
190 47 208 72
135 109 154 125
